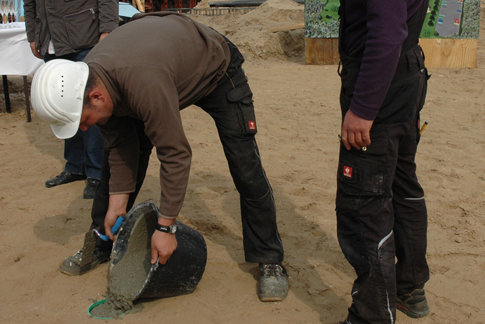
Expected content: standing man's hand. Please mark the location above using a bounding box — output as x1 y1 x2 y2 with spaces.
105 193 129 240
151 218 178 265
29 42 42 59
341 110 374 150
99 32 109 42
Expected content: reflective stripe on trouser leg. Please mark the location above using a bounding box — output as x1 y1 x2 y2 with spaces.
392 121 429 294
337 199 397 324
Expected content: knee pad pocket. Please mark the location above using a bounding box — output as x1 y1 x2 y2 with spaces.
227 84 257 135
337 129 391 203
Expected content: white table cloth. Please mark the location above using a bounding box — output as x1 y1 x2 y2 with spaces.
0 22 44 76
0 22 43 121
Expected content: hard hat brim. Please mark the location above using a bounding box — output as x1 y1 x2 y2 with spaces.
50 120 81 139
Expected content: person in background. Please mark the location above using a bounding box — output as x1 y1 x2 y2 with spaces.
24 0 119 198
335 0 431 323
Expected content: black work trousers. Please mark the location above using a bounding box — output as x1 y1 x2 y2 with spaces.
336 47 430 324
90 60 284 264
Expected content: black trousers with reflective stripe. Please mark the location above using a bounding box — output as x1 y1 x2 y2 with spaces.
336 54 430 324
90 62 284 264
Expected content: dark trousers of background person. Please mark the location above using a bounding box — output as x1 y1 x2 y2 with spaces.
44 49 104 181
90 45 284 264
336 45 430 324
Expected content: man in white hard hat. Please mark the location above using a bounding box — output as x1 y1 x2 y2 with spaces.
31 12 288 302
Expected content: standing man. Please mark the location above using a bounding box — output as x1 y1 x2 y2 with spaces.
30 12 288 302
24 0 119 198
335 0 430 323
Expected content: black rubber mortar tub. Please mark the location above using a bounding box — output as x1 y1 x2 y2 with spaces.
109 200 207 301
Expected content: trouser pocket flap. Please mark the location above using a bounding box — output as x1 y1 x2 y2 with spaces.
227 84 253 103
228 84 257 134
363 137 388 155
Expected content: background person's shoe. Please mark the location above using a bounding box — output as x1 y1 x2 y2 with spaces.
60 247 111 276
83 179 100 199
45 171 86 188
397 289 430 318
258 263 289 302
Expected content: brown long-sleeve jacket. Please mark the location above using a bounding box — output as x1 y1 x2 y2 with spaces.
85 12 231 217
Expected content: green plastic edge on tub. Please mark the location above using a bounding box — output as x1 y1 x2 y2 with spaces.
87 299 125 320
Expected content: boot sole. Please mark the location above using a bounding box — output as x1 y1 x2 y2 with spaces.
45 176 87 188
259 296 285 302
258 289 288 302
59 258 109 276
396 303 430 318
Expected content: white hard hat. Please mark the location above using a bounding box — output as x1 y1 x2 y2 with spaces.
31 59 89 139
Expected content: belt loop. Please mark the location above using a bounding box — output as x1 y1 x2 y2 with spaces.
415 45 425 72
420 45 426 62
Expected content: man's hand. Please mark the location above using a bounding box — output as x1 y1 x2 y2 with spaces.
151 218 178 265
341 109 374 150
29 42 42 59
99 32 109 42
105 193 129 240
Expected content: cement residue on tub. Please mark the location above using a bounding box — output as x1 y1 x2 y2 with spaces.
90 211 155 318
89 298 143 319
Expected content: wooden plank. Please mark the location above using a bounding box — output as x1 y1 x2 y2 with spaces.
419 38 477 68
305 38 340 65
304 37 477 68
267 23 305 33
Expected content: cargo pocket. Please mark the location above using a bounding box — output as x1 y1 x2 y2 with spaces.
63 8 98 50
337 130 389 201
227 83 257 135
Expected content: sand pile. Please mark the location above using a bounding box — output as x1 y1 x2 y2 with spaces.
192 0 305 61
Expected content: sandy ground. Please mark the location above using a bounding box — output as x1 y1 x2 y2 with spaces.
1 0 485 323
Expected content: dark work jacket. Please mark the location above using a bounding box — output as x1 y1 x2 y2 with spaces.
338 0 427 120
24 0 119 57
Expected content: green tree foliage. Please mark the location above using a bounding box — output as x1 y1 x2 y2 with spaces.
306 0 339 38
459 0 480 38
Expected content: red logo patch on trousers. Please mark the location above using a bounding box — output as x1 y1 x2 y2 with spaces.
343 166 353 178
248 121 256 130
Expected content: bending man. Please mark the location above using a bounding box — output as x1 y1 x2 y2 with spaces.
31 12 287 302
